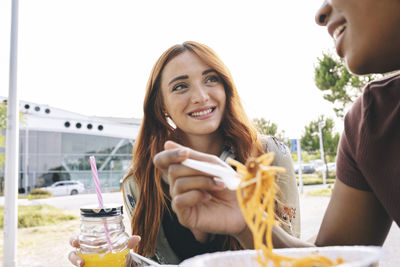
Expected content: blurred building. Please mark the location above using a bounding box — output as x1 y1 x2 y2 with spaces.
0 98 141 193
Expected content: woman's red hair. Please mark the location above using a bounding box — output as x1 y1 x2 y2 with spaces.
126 41 263 256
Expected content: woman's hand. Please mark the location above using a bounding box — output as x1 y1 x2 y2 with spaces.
68 235 141 266
153 141 249 244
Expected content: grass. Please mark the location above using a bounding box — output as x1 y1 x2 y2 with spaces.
26 194 52 200
0 205 78 229
17 188 52 200
18 194 52 200
307 185 334 197
296 174 336 185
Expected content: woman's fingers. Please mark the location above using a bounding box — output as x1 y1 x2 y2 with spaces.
69 236 83 266
154 141 231 188
68 251 84 267
171 176 225 197
171 190 207 215
127 235 141 249
164 140 184 150
162 140 223 164
69 236 80 248
153 148 189 172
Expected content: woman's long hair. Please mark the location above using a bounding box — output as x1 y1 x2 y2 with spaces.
126 41 264 256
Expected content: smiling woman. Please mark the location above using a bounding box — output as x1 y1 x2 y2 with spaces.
120 41 299 264
68 41 300 266
125 41 270 261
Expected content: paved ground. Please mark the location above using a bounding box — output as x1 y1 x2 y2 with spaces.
300 185 400 267
0 187 399 266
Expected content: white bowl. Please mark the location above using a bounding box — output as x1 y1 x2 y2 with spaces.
179 246 383 267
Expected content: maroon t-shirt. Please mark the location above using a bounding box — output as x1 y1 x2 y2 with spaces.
336 72 400 227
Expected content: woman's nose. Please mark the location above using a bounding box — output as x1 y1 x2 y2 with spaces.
191 85 209 104
315 0 332 26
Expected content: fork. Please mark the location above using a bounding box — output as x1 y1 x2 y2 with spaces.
181 158 241 190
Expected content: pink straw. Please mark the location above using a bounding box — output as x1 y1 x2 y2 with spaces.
90 156 113 252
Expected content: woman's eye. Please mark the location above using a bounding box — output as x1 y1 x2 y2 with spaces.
172 83 187 92
205 75 220 83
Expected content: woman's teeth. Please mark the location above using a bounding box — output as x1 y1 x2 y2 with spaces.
333 24 346 40
190 108 213 117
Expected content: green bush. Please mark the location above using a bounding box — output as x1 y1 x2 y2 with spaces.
27 188 52 199
29 188 51 195
291 152 320 163
0 205 77 228
307 185 334 196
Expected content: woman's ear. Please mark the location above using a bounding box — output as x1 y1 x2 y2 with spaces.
161 107 168 118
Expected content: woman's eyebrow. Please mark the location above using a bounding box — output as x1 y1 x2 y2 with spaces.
168 69 216 86
202 69 216 75
168 75 188 86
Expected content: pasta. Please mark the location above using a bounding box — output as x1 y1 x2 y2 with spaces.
227 152 344 267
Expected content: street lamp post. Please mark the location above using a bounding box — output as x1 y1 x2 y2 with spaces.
4 0 20 266
318 121 326 185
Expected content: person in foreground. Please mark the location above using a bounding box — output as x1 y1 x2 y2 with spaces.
310 0 400 246
69 41 300 266
153 0 400 250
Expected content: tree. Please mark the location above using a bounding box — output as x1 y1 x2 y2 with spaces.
253 118 287 142
0 101 24 193
314 52 381 117
301 116 340 178
253 118 277 136
300 115 340 157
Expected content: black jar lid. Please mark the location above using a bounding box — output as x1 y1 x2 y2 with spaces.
80 204 123 217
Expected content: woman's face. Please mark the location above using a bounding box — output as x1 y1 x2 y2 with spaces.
160 51 226 138
315 0 400 74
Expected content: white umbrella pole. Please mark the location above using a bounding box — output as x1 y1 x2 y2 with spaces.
3 0 20 266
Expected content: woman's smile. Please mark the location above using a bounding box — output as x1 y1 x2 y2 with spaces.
188 106 216 119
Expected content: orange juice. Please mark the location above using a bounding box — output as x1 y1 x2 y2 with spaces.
78 205 130 266
78 248 129 267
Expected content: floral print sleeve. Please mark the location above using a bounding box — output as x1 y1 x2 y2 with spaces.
267 136 301 238
220 136 301 238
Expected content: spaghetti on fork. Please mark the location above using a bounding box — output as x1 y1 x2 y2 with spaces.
228 152 344 267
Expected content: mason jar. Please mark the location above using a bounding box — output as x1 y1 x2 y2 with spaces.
77 204 130 267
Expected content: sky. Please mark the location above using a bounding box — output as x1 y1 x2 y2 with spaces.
0 0 341 139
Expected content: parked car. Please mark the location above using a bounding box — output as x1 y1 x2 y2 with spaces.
327 162 336 173
315 162 336 173
41 180 85 196
294 164 316 174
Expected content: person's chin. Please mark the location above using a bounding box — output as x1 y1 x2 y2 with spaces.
345 55 371 75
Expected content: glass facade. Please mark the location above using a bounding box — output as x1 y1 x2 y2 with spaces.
15 130 133 193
